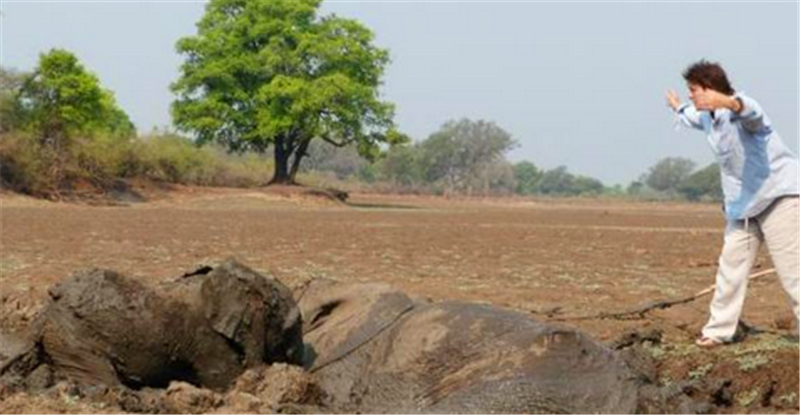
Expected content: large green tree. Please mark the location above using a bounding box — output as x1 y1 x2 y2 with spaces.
172 0 402 185
18 49 135 144
5 49 134 194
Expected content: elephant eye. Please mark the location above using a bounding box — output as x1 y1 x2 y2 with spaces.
308 300 342 331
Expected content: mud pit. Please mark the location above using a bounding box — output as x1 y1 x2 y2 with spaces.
3 261 708 413
1 188 798 413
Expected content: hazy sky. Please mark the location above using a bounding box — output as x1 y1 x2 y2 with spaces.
1 1 798 185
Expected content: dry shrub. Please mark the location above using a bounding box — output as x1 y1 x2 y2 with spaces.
132 135 218 184
0 130 383 195
72 135 137 184
204 146 274 187
0 131 281 195
131 135 274 187
0 133 60 196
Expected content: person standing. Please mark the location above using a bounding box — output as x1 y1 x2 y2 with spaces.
666 60 799 346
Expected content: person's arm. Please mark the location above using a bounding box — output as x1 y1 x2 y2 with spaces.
732 93 769 133
666 90 703 130
692 88 742 113
693 89 768 133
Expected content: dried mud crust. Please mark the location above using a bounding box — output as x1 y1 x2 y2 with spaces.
610 324 799 413
0 364 326 414
1 188 797 413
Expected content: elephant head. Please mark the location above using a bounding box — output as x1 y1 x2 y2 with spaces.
295 278 415 371
296 279 641 414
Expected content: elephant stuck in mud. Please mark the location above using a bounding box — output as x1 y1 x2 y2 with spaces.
0 260 303 391
1 261 707 414
296 278 643 413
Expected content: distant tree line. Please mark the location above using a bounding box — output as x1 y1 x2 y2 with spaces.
0 0 724 202
0 0 722 203
627 157 722 202
0 52 721 202
300 120 721 200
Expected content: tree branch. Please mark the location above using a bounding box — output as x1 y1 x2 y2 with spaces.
320 134 347 148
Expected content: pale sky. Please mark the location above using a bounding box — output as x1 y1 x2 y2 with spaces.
1 1 798 185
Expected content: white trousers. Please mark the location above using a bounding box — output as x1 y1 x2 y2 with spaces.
702 196 800 341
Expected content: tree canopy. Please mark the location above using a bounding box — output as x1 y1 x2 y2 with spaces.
18 49 135 142
172 0 403 184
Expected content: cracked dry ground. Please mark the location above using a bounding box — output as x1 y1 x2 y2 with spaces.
1 187 797 413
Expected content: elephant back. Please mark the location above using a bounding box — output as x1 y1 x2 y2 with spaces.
386 302 640 413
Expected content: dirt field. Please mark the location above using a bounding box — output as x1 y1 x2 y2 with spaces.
1 186 797 413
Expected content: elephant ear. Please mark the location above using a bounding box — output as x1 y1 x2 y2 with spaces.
200 260 293 367
296 279 416 371
201 259 300 367
202 262 261 338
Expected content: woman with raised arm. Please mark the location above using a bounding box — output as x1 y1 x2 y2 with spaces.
666 60 799 347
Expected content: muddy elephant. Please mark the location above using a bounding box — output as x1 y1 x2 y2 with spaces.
296 279 641 414
0 260 303 391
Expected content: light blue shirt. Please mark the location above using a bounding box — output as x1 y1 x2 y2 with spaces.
676 92 799 221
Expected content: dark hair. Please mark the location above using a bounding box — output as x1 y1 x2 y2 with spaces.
682 60 735 95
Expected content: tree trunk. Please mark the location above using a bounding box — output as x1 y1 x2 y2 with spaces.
288 138 311 184
269 134 294 185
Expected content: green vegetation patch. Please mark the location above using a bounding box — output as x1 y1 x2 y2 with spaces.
736 388 760 408
735 354 770 373
688 363 714 380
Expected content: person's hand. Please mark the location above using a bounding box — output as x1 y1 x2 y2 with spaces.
666 90 682 111
693 88 739 112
